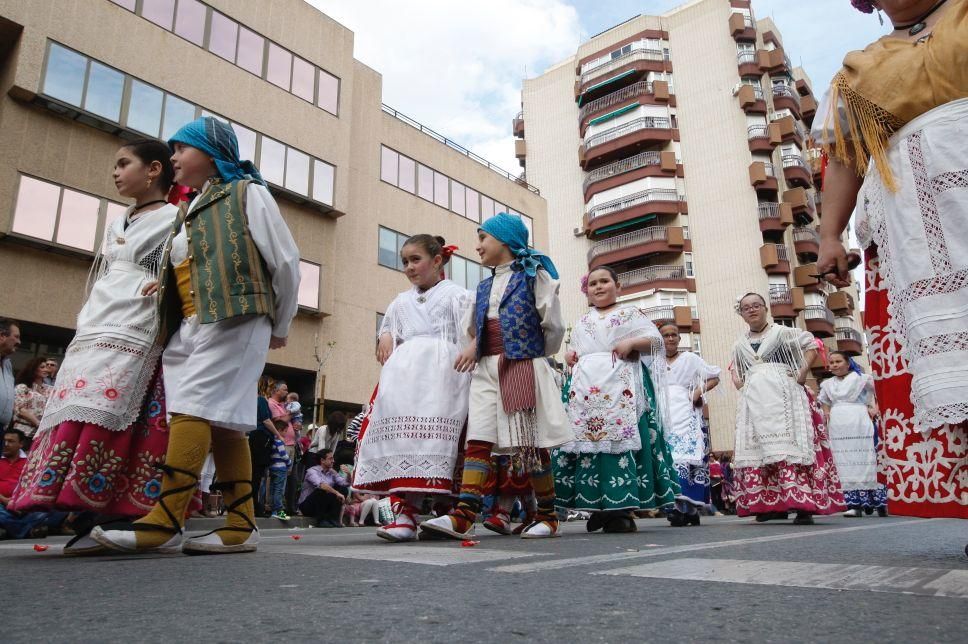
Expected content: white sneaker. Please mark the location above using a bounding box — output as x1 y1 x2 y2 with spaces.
91 525 183 554
182 528 260 555
418 514 475 540
843 508 863 518
376 505 418 543
521 520 560 539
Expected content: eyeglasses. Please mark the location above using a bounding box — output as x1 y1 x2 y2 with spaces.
739 303 765 313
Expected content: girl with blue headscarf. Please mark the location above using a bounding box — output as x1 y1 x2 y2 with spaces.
420 213 572 541
94 117 301 557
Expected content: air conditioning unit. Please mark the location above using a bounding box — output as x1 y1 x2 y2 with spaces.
573 227 583 236
731 82 743 96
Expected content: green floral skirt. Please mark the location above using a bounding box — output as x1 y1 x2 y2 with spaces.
553 368 680 511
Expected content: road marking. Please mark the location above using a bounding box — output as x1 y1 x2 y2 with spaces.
594 557 968 599
487 519 929 573
268 544 550 566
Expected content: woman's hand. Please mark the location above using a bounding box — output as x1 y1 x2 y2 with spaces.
376 333 394 365
141 281 159 296
612 339 639 362
817 237 851 288
454 342 478 373
269 336 287 350
565 350 578 367
867 403 880 419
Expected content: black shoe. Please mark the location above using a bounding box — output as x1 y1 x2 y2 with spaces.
876 506 889 517
603 513 638 533
793 512 814 525
864 506 874 516
586 512 606 533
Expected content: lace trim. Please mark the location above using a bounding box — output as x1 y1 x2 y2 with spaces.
353 453 458 484
556 437 642 455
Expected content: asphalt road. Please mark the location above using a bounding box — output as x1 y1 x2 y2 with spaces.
2 514 965 643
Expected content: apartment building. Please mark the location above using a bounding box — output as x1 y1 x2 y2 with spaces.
515 0 865 450
0 0 546 421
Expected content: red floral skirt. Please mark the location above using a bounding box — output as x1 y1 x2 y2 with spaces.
734 388 847 517
865 248 967 519
10 367 172 517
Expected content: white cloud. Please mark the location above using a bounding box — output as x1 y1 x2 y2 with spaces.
307 0 583 175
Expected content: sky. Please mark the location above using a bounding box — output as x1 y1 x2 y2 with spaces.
308 0 890 176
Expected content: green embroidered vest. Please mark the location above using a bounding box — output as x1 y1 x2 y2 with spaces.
158 179 274 334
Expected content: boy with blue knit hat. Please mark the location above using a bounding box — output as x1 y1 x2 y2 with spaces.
421 213 571 540
94 117 300 555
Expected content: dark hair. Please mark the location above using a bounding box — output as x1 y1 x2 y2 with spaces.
4 428 26 444
587 265 619 284
828 350 850 362
0 318 19 336
658 323 679 334
326 411 346 431
317 448 333 462
16 357 47 387
121 139 175 192
738 292 767 308
401 234 451 266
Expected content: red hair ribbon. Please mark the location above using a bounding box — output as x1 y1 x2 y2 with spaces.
441 244 459 259
167 184 192 205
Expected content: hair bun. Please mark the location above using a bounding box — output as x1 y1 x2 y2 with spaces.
434 235 446 246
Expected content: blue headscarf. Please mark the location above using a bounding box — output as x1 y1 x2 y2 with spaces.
479 212 559 279
168 116 265 186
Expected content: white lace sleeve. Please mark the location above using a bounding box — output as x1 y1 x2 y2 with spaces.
379 298 398 341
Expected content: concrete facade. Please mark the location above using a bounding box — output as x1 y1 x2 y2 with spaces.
517 0 865 451
0 0 546 421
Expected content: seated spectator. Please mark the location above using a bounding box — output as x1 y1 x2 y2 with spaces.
298 449 347 528
0 429 66 539
343 491 370 527
268 437 291 521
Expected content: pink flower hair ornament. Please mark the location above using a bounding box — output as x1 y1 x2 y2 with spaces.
851 0 876 13
580 273 589 295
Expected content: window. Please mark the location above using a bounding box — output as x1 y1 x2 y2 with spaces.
11 175 125 254
398 156 415 194
417 164 434 202
451 182 466 217
236 27 265 75
317 71 339 115
433 172 449 208
285 148 310 196
127 80 164 136
259 137 286 186
110 0 136 9
84 61 124 121
465 188 480 222
380 146 399 185
266 43 292 90
684 252 695 278
378 226 407 271
443 254 484 291
142 0 175 30
298 260 321 310
161 94 197 141
520 213 534 246
232 123 257 162
376 313 385 336
173 0 206 45
312 161 335 206
43 43 86 106
208 12 238 62
481 196 494 219
291 57 315 103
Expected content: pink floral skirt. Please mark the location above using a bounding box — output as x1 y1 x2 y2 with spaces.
9 367 170 517
734 388 847 517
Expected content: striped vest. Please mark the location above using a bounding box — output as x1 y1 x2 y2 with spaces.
474 269 545 361
158 179 274 331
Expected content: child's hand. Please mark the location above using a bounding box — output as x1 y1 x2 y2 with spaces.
376 333 394 365
565 350 579 367
454 342 478 373
612 339 639 362
141 281 159 296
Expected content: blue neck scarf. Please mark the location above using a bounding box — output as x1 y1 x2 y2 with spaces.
168 117 265 186
479 212 559 279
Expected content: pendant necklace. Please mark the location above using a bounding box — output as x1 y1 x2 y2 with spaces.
893 0 947 36
118 199 167 244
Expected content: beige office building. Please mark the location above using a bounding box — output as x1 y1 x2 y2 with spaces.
0 0 546 421
515 0 865 450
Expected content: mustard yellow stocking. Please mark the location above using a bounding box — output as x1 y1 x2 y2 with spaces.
209 428 256 546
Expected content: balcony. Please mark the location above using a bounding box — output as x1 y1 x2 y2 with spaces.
794 263 825 293
736 50 762 76
579 81 672 133
815 189 823 216
758 202 793 233
759 47 790 74
730 12 756 40
512 111 524 137
827 290 855 315
783 186 815 222
769 285 805 319
737 84 767 114
771 85 801 119
801 94 818 124
782 154 812 188
585 187 685 235
749 161 778 192
581 116 673 169
748 123 780 153
587 225 685 266
583 150 678 200
804 304 836 337
835 327 864 356
515 139 526 167
793 226 820 259
760 243 791 275
774 115 804 145
578 48 670 99
617 264 693 296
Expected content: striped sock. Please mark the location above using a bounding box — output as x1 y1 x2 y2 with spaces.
528 449 558 524
451 440 494 531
